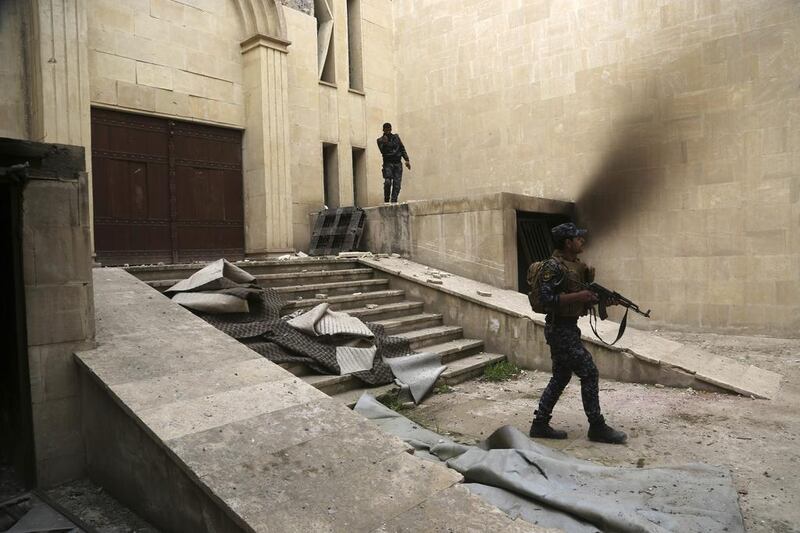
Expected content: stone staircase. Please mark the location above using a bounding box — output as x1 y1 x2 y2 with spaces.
133 258 505 406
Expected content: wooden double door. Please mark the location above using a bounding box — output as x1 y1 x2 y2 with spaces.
91 108 244 265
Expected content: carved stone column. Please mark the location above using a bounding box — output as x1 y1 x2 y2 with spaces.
27 0 94 251
241 34 294 256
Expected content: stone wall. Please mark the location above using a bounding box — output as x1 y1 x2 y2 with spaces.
0 1 28 140
393 0 800 335
360 193 573 289
281 0 313 16
87 0 246 127
9 141 95 487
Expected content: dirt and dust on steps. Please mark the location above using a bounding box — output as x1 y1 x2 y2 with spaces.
398 331 800 533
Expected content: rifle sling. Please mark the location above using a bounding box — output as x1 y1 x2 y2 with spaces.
588 306 628 346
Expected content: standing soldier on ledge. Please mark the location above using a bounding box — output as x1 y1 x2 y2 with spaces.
529 223 627 444
376 122 410 204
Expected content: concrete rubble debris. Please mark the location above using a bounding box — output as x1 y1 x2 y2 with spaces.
390 253 401 258
338 251 372 258
315 294 327 299
278 252 311 260
477 290 492 297
365 304 379 309
427 279 443 285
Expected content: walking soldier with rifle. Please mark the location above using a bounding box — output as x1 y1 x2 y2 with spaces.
526 223 649 445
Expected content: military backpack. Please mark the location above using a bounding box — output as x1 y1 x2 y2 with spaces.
526 260 562 314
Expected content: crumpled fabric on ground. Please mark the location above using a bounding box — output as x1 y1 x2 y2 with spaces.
354 394 745 533
173 262 412 385
166 258 256 293
336 345 377 375
287 302 374 338
170 260 446 396
167 259 261 314
383 352 446 404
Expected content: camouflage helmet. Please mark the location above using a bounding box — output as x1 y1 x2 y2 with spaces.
551 222 587 241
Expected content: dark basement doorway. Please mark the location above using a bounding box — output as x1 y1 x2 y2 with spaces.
516 211 571 293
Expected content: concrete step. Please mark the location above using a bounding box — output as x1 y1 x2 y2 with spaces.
334 384 398 409
420 338 485 363
253 268 375 288
394 325 464 350
296 333 481 396
281 336 483 382
327 352 506 408
143 268 377 292
346 301 425 322
274 278 389 297
126 258 361 282
439 352 507 385
286 290 406 311
371 313 443 335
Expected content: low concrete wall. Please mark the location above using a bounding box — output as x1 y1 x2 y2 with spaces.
359 192 574 290
81 374 245 533
362 257 728 394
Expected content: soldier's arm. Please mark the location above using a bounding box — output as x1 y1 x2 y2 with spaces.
397 135 410 162
538 261 564 312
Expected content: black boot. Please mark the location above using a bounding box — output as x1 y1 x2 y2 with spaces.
529 415 568 440
588 419 627 444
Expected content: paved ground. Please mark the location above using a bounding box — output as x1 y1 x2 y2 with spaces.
46 478 158 532
400 331 800 533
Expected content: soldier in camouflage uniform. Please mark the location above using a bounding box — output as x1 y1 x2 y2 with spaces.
376 122 411 203
529 223 627 444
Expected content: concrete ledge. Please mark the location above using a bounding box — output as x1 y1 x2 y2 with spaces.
359 192 574 291
361 257 783 400
76 268 548 532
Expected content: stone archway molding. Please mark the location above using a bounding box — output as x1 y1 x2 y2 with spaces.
232 0 288 42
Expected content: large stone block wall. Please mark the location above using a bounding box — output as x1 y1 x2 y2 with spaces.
0 1 28 139
19 144 95 487
393 0 800 335
87 0 246 127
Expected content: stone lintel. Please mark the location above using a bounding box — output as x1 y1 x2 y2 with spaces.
240 33 291 54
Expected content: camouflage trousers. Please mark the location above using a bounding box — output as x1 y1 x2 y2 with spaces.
535 321 604 425
382 162 403 202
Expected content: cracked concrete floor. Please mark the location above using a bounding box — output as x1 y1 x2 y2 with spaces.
401 331 800 533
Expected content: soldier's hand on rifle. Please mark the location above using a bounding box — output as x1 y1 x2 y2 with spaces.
575 290 598 303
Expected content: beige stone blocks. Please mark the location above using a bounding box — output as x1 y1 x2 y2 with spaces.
88 0 245 127
390 0 799 333
116 81 153 111
149 0 185 23
91 50 136 84
153 87 190 116
135 61 173 90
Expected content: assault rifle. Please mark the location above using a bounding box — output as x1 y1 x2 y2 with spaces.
575 281 651 346
581 282 651 320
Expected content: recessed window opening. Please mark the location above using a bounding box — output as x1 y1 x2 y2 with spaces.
323 143 340 209
346 0 363 91
315 0 336 84
352 147 366 207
